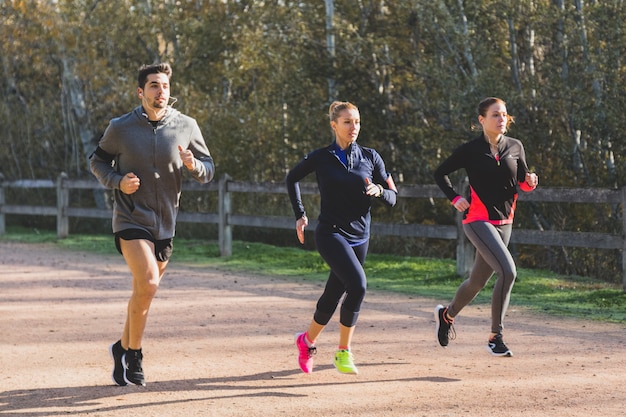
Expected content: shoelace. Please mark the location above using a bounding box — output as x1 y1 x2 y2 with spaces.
306 346 317 358
443 313 457 341
489 335 506 349
447 324 457 341
126 353 143 372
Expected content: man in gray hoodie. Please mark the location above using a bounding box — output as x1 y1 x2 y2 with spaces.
90 63 214 386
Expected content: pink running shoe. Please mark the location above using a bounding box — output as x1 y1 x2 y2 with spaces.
294 332 316 373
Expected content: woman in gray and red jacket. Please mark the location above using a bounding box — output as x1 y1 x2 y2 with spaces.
433 97 538 357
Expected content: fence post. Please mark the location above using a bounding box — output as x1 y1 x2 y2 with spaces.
622 186 626 292
57 172 69 239
455 177 473 276
218 174 232 257
0 173 5 236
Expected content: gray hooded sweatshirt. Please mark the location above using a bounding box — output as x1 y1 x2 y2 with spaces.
90 106 214 240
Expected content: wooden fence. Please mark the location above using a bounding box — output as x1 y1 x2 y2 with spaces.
1 172 625 291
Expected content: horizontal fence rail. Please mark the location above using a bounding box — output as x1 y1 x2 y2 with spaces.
1 172 625 291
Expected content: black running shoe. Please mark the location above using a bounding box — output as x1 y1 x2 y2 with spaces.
109 340 127 386
486 334 513 357
434 304 456 347
123 348 146 386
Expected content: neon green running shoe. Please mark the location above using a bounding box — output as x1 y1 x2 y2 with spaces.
334 349 358 374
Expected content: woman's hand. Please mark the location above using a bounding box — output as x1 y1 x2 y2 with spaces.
296 215 308 244
365 178 383 198
525 172 538 187
453 197 470 212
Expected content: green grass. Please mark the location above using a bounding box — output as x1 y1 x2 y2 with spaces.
2 229 625 323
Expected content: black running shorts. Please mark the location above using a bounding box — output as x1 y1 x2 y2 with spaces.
114 228 173 262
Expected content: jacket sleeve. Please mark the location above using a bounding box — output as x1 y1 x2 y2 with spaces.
285 152 317 219
89 124 124 190
186 121 215 184
371 149 397 207
434 145 466 202
516 142 536 192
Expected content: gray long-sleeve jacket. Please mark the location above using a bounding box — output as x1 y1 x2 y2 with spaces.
90 106 215 240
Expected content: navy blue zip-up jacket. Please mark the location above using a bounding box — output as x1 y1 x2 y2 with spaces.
286 142 396 243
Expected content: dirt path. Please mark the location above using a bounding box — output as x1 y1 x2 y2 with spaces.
0 241 624 417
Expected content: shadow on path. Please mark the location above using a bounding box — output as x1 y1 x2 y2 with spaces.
0 364 460 416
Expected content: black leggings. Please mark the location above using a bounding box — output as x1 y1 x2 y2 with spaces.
313 225 369 328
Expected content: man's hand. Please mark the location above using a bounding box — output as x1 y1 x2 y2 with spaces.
120 172 140 194
178 145 195 170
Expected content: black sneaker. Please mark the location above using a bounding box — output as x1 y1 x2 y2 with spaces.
434 304 456 347
486 334 513 357
109 340 127 386
123 348 146 386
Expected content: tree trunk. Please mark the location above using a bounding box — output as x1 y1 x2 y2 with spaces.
60 57 108 209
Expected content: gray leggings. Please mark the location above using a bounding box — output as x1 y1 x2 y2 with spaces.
448 222 516 334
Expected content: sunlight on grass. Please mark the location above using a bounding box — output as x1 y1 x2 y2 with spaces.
2 230 624 323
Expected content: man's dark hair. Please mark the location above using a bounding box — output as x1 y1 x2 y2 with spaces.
137 63 172 88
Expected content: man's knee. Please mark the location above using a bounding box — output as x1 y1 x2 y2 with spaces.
133 275 160 299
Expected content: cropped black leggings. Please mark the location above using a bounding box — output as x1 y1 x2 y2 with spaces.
313 225 369 328
448 222 516 334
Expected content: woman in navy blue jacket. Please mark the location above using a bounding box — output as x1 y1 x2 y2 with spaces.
286 101 397 374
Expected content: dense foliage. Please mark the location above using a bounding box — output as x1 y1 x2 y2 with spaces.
1 0 625 282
